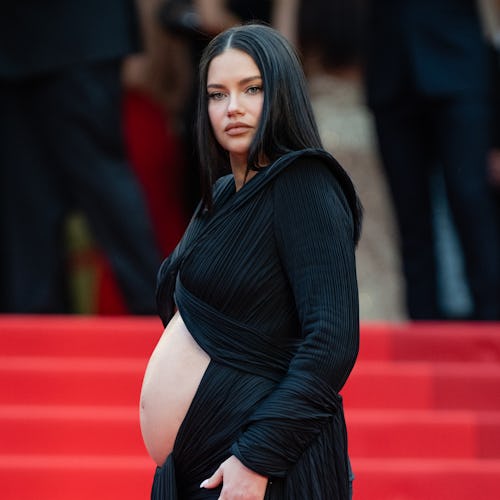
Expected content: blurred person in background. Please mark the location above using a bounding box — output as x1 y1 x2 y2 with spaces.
0 0 161 314
121 0 190 258
296 0 365 77
480 0 500 196
364 0 500 320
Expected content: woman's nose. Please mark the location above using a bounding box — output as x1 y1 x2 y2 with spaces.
227 93 242 115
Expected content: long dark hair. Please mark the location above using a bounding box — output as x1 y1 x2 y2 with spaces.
196 23 324 211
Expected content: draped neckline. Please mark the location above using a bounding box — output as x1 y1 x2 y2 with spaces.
211 150 316 214
225 163 272 203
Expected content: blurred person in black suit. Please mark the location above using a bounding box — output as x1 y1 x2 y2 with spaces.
364 0 500 320
0 0 161 313
480 0 500 188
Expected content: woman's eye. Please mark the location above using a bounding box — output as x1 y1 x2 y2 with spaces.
246 86 262 95
208 92 225 101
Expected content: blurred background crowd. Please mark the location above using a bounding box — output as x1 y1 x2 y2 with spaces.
1 0 500 321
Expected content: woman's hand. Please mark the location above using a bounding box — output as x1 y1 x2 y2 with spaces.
200 455 268 500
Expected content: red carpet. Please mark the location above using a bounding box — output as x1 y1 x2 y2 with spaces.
1 316 499 499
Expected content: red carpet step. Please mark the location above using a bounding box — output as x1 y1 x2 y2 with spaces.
343 361 500 411
3 317 500 362
2 405 499 460
357 322 500 363
2 356 499 411
1 316 500 500
0 454 152 500
351 458 500 500
346 409 500 459
0 316 160 358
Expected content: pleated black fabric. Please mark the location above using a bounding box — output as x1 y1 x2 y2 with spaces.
154 149 361 499
152 361 276 500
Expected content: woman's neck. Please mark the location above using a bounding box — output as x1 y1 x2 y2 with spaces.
232 166 257 191
230 154 251 191
230 153 269 191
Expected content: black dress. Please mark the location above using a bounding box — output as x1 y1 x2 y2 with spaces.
153 149 361 499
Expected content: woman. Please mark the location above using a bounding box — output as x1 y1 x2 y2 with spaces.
140 23 362 499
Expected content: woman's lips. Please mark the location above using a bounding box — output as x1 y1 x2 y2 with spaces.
225 123 251 135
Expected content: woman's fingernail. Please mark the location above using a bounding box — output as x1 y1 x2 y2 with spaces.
200 480 207 488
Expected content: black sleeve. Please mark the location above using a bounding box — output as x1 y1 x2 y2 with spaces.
230 158 360 477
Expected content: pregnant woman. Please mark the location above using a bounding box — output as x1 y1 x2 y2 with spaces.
140 23 362 500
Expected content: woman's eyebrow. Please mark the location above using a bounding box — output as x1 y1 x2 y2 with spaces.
207 76 262 89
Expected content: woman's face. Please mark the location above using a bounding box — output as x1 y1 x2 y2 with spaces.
207 48 264 170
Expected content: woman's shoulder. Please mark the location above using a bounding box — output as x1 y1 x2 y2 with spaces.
268 149 346 187
269 149 363 243
212 174 233 196
211 173 234 202
213 173 234 191
274 151 339 182
270 152 350 219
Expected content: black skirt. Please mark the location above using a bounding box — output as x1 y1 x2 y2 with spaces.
151 360 352 499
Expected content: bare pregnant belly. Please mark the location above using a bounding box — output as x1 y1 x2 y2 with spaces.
140 312 210 466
